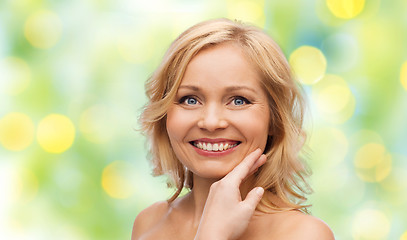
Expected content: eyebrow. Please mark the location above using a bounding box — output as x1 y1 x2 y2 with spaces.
178 85 257 93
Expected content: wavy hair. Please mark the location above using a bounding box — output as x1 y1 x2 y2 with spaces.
139 18 312 212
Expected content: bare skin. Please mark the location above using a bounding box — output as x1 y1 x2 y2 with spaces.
132 149 335 240
133 43 334 239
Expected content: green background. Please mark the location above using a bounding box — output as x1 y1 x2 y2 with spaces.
1 0 406 239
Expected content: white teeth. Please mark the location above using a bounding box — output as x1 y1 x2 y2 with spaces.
193 141 238 152
207 143 212 151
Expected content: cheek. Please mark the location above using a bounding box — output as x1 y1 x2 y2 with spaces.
166 109 182 142
166 107 195 142
234 109 270 145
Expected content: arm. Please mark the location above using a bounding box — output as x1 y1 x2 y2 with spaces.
195 148 267 240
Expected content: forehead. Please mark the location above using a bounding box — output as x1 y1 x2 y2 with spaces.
180 43 263 88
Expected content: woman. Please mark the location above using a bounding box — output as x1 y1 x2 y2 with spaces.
132 18 335 239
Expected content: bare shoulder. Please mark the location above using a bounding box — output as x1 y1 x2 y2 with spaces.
131 201 170 240
274 211 335 240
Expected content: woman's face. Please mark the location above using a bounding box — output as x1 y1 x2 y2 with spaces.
166 43 271 180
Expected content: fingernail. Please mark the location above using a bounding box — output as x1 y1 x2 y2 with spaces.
256 187 264 196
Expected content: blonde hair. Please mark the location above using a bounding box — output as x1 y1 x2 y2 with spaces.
139 18 311 212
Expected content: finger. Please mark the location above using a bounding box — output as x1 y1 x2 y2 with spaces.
241 187 264 213
225 148 263 185
246 154 267 178
247 154 267 176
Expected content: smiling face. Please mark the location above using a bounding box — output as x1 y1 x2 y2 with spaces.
166 43 271 180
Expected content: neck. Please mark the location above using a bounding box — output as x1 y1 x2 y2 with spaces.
186 174 256 227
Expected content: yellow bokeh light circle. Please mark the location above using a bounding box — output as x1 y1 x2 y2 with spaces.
227 0 266 27
289 46 327 85
0 57 31 95
352 209 390 240
101 161 135 199
401 231 407 240
326 0 366 19
24 9 62 49
401 61 407 91
0 112 34 151
316 85 351 113
37 114 75 153
312 74 356 123
354 143 392 182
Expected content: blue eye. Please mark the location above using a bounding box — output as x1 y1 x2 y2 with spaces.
187 97 197 105
232 97 249 106
179 96 198 105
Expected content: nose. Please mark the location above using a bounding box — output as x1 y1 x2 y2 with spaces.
197 103 228 132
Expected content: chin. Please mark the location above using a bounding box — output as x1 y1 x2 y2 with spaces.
191 166 233 180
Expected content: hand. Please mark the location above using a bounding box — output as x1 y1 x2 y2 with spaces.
194 148 267 240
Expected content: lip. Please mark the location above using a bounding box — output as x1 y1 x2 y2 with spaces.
192 138 239 143
189 138 240 157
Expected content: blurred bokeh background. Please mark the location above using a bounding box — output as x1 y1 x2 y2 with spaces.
0 0 406 239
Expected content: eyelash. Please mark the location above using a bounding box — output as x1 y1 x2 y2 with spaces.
179 96 199 105
230 96 251 106
177 95 252 106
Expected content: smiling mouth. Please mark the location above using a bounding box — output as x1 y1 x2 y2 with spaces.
190 141 241 152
